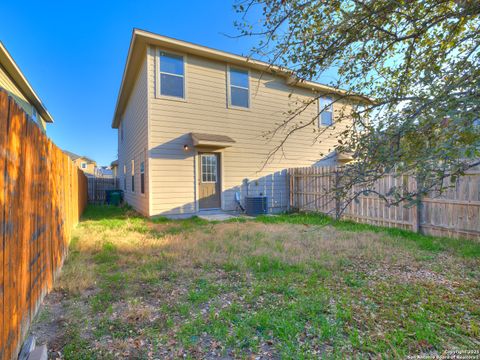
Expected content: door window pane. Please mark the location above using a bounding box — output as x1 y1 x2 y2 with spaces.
201 155 217 183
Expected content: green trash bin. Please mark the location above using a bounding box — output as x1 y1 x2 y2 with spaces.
109 192 121 206
105 190 123 206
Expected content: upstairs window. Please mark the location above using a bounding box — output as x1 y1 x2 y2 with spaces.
158 51 185 98
319 97 333 126
32 108 38 123
81 162 87 169
228 68 249 108
354 105 367 132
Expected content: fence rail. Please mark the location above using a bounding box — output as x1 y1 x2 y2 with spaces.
289 166 480 240
0 90 88 359
87 177 119 204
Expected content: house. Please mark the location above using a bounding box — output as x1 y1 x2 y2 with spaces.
112 29 366 217
0 41 53 131
95 166 114 178
111 160 118 178
63 151 97 176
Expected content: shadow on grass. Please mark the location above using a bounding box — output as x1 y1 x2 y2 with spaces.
81 204 212 238
81 204 141 221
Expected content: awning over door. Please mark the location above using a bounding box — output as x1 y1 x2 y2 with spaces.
190 132 236 149
337 151 353 163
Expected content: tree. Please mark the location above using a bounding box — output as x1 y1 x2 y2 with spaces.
234 0 480 214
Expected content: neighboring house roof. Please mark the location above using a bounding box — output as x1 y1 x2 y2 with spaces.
63 150 96 164
110 160 118 167
112 29 371 128
0 41 53 123
97 167 113 177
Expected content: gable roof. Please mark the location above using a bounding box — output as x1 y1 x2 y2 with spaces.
111 29 371 129
0 42 53 123
63 150 96 164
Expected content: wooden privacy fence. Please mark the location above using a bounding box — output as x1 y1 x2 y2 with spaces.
289 166 480 240
0 90 88 359
87 177 119 204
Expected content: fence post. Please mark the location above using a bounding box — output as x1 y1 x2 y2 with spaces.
281 165 479 238
287 169 292 211
413 176 423 234
415 177 423 234
334 167 341 220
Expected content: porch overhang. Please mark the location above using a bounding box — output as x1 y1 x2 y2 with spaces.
190 132 236 149
337 151 354 163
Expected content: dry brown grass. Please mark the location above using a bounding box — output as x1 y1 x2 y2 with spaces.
54 217 421 298
54 247 97 295
62 220 416 283
164 222 415 269
32 207 480 359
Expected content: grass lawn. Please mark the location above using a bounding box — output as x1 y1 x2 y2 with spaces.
30 205 480 359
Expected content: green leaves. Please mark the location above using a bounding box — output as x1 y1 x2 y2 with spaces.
235 0 480 205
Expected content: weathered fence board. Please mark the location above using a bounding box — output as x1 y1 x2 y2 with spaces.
0 88 8 360
0 89 88 359
289 166 480 240
87 177 119 204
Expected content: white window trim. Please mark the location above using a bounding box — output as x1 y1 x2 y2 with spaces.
81 162 87 169
319 97 334 126
155 48 187 102
194 150 224 212
200 154 218 183
227 65 251 110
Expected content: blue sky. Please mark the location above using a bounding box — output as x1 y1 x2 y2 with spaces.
0 1 262 165
1 1 336 166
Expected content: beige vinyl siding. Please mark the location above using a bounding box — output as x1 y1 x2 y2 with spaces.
72 158 96 175
0 63 47 132
147 48 352 216
118 51 149 215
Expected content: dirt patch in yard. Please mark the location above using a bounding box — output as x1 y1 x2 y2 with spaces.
29 289 94 358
